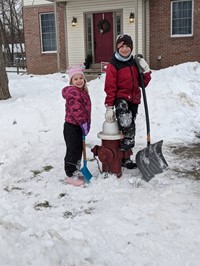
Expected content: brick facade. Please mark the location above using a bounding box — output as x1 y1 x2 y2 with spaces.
149 0 200 70
23 4 66 74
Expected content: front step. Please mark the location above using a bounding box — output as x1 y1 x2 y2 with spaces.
84 68 102 81
85 74 101 81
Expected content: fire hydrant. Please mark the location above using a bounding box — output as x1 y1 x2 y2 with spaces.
91 120 132 177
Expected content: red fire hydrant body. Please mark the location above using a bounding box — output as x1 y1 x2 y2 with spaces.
91 135 132 178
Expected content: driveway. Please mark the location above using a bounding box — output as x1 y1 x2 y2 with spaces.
169 141 200 180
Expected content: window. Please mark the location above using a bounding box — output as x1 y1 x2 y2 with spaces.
85 14 93 56
115 12 122 37
40 13 57 52
171 0 193 37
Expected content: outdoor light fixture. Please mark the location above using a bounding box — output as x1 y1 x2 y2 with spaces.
71 17 77 26
129 12 135 23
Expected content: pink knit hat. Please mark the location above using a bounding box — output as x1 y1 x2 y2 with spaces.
67 64 86 84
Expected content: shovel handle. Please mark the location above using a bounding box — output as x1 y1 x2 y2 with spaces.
135 54 151 146
82 134 87 160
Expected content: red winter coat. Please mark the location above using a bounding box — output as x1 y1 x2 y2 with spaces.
62 85 91 126
104 54 151 107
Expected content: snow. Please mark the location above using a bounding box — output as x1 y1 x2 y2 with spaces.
0 62 200 266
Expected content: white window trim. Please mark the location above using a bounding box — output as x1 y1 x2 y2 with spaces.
170 0 193 38
39 12 57 53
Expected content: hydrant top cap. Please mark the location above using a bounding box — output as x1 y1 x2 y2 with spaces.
97 120 121 140
102 120 120 135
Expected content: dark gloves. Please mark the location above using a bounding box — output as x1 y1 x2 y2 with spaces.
80 122 90 136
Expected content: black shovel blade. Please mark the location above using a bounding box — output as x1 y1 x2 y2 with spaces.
135 140 168 182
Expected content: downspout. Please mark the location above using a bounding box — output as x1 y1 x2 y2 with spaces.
54 1 60 71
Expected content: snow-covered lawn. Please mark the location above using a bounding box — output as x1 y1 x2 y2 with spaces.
0 62 200 266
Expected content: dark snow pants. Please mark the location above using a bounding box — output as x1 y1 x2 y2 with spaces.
63 122 82 177
115 98 138 150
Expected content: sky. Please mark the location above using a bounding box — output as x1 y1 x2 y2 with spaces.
0 62 200 266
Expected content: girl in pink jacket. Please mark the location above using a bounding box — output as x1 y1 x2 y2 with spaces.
62 65 91 186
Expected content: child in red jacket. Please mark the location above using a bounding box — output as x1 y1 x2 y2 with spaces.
62 65 91 186
104 34 151 169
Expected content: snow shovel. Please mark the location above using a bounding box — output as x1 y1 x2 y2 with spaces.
81 135 93 182
135 55 168 182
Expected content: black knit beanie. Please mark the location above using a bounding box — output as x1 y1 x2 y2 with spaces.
116 34 133 52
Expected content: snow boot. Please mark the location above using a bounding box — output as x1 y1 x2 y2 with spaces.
65 171 85 186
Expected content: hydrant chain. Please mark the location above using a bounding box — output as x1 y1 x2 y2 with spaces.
94 156 103 174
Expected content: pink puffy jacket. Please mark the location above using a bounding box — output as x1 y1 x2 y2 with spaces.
62 85 91 126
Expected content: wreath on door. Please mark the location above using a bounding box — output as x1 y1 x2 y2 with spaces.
98 19 110 34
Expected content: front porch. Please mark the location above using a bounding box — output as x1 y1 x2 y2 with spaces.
84 63 108 81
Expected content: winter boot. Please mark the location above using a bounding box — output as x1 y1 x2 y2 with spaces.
65 171 85 186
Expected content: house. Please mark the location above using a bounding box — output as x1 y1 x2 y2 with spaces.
22 0 200 75
150 0 200 70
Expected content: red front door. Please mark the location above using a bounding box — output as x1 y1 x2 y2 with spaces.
93 12 113 63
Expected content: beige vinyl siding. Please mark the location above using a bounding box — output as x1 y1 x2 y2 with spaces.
137 0 144 56
66 0 140 65
135 0 150 59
